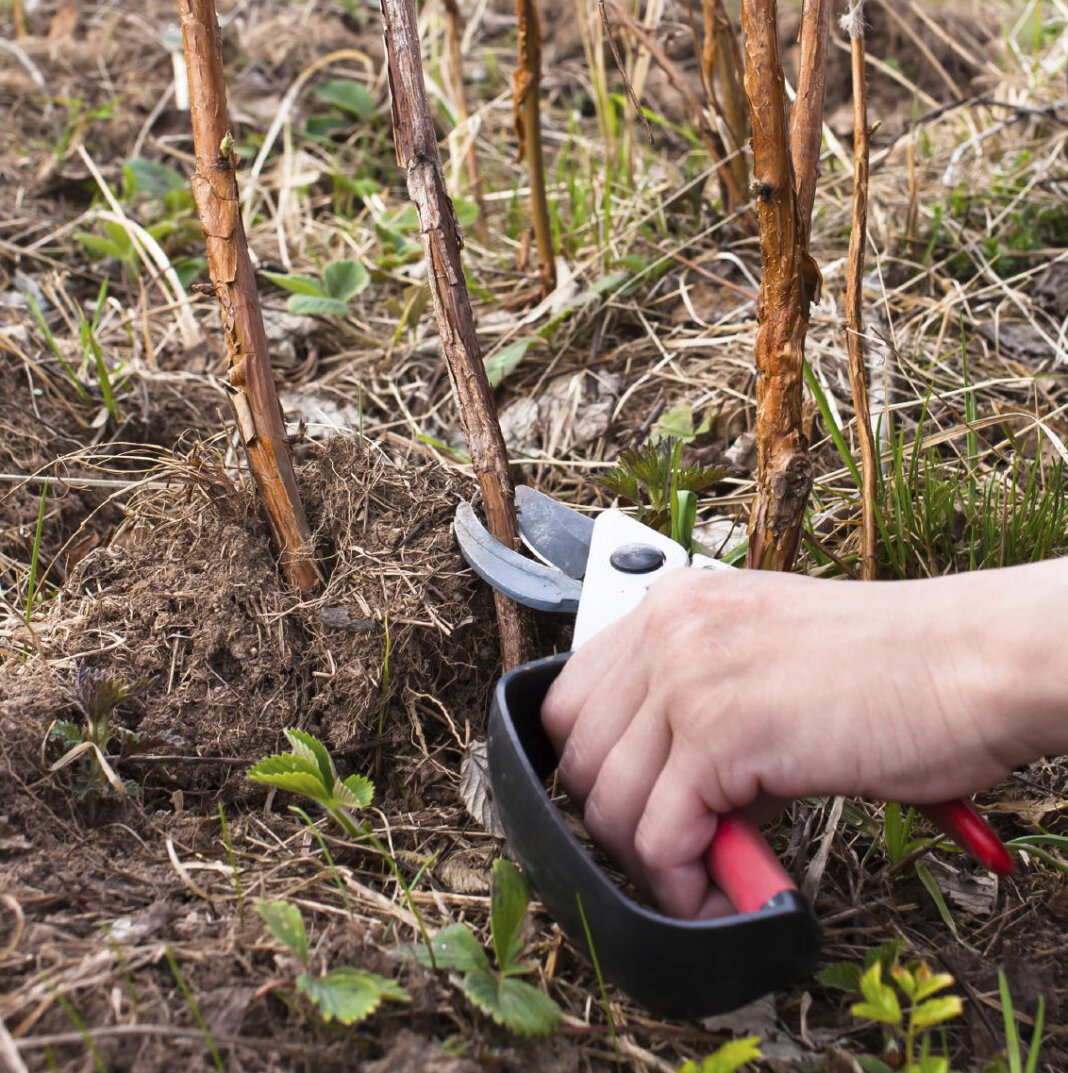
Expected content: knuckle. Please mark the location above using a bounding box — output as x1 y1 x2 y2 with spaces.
555 739 590 801
633 814 671 872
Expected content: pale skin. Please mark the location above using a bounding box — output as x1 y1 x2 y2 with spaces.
541 558 1068 920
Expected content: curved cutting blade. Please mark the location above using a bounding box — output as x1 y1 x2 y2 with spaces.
454 501 582 613
515 485 594 579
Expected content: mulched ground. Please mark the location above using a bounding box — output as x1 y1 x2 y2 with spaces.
1 0 1065 1070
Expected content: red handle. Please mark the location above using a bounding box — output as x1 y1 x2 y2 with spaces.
704 811 798 914
916 799 1014 875
702 798 1013 916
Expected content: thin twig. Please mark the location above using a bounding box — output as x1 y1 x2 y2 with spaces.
514 0 556 294
699 0 749 210
789 0 831 255
380 0 535 668
441 0 486 218
842 0 879 580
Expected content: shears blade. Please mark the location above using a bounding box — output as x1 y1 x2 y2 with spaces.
453 500 582 613
515 485 594 580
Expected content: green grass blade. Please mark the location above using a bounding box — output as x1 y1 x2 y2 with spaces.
25 478 50 624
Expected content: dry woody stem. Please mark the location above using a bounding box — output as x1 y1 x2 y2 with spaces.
381 0 535 669
609 3 738 209
513 0 556 296
177 0 320 596
441 0 485 215
789 0 831 255
844 11 878 580
741 0 814 572
699 0 749 211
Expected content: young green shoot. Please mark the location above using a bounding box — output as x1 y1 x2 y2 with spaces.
248 729 435 952
165 947 225 1073
994 968 1046 1073
256 900 408 1026
598 436 726 554
676 1038 764 1073
46 662 150 799
417 859 562 1036
260 259 370 317
820 946 963 1073
25 477 50 624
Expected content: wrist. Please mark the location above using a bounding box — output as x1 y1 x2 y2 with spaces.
965 560 1068 766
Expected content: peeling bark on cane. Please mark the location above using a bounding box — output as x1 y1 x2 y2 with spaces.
178 0 321 597
741 0 814 572
380 0 535 670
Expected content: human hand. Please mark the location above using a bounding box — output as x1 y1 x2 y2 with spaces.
540 563 1058 919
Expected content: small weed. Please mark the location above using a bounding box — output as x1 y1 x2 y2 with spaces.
248 730 436 951
260 258 370 317
598 436 727 553
676 1037 763 1072
416 859 562 1036
248 728 374 838
24 477 50 623
821 947 962 1073
256 900 408 1026
988 968 1046 1073
165 947 225 1073
45 662 150 799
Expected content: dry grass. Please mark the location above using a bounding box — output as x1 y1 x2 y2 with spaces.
1 0 1066 1069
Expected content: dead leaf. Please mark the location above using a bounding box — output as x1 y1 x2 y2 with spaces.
437 852 491 894
921 857 998 916
459 739 505 837
48 3 80 43
498 371 621 456
365 1030 483 1073
702 995 816 1065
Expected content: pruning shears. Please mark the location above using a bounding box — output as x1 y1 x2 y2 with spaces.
454 488 1013 1019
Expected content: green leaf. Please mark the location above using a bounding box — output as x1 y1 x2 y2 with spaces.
247 754 330 801
123 157 187 197
817 961 864 993
670 489 697 551
484 337 538 388
47 720 85 751
911 1057 949 1073
339 772 374 809
911 995 963 1032
76 232 130 262
461 970 561 1036
454 198 480 229
305 114 350 138
911 964 956 1002
322 259 369 301
256 900 307 963
915 861 959 937
314 79 375 119
259 271 326 297
855 1059 896 1073
416 924 489 973
683 1036 763 1073
490 860 529 972
852 963 903 1026
288 295 350 317
283 728 337 790
654 403 711 444
296 968 407 1025
891 962 917 999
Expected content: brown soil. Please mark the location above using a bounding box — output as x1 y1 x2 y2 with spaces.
1 0 1065 1070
